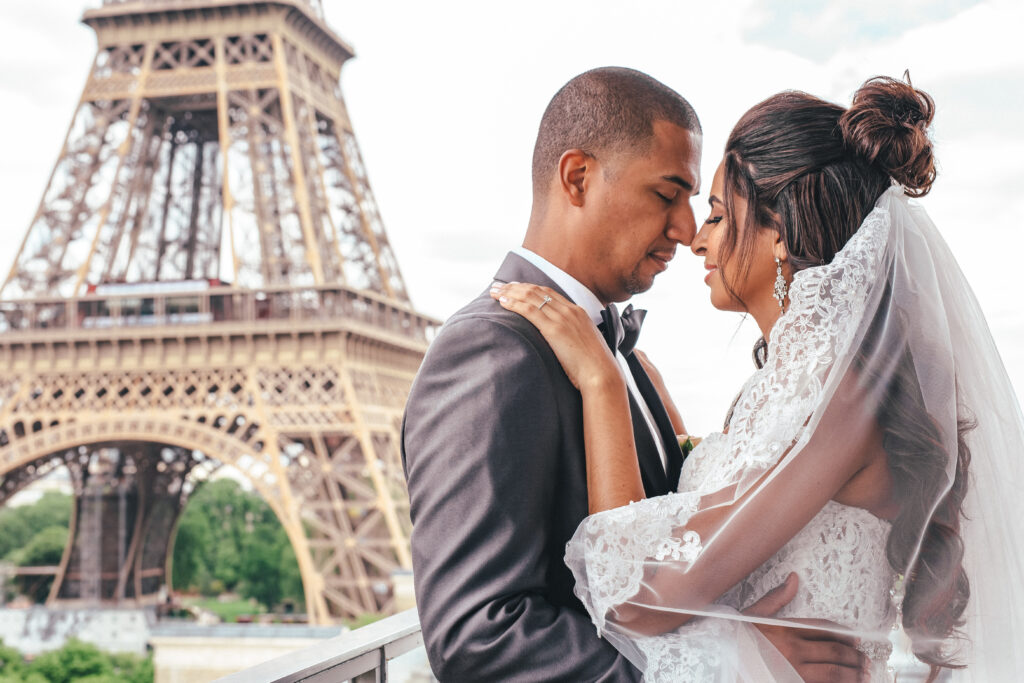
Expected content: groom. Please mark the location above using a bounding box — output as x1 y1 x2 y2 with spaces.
402 68 865 681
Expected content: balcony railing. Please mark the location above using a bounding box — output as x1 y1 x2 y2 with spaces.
217 608 429 682
218 606 940 682
0 284 439 345
99 0 325 19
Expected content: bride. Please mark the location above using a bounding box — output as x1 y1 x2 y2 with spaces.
491 76 1024 681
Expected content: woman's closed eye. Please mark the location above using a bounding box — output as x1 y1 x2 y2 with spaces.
704 215 723 225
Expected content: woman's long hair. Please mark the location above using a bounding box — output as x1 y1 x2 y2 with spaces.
721 76 971 678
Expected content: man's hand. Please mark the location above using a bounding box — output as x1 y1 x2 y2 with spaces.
744 573 867 683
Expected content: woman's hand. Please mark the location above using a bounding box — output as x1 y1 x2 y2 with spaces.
490 282 620 392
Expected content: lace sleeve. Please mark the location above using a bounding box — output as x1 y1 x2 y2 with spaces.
564 491 701 633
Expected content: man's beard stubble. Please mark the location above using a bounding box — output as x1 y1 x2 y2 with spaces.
624 264 656 297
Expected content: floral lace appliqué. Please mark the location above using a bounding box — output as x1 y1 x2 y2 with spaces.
654 530 702 563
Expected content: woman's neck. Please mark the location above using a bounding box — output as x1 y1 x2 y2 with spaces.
750 299 786 342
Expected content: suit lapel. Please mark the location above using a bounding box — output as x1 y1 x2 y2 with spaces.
626 353 685 492
625 390 670 497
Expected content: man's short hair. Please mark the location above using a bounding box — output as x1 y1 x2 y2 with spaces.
531 67 701 196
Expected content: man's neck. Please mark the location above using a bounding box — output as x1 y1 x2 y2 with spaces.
511 246 606 325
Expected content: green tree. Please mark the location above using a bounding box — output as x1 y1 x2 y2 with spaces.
0 478 306 614
171 478 304 611
170 511 210 592
0 639 151 683
0 639 26 680
28 639 112 683
239 526 285 609
0 492 71 560
278 539 305 609
13 525 68 603
109 651 154 683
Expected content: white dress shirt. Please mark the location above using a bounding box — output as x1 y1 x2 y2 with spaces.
511 247 668 472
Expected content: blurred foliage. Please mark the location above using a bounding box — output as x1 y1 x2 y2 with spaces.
345 613 385 630
0 638 151 683
10 526 68 603
0 492 71 561
181 596 264 623
1 478 303 615
171 479 304 613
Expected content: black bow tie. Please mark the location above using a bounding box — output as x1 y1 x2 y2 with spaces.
599 303 647 356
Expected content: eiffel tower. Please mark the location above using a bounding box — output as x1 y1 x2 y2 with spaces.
0 0 437 624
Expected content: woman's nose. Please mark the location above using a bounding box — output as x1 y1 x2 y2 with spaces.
691 223 708 256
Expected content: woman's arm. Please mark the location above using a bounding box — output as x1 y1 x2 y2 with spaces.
612 379 886 635
491 283 645 512
579 372 646 513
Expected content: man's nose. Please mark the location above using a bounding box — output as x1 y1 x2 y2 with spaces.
667 206 698 246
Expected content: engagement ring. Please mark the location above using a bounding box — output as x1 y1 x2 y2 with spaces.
538 295 552 310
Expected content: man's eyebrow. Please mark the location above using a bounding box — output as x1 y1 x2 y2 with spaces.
661 174 695 192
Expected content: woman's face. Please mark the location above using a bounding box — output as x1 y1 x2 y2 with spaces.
691 160 783 317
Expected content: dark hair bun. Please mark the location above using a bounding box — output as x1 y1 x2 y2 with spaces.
839 75 936 197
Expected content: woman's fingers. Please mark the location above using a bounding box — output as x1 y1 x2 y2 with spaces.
489 283 573 331
488 281 620 390
490 282 565 314
489 282 602 344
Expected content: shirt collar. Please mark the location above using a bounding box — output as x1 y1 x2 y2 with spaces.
512 247 605 326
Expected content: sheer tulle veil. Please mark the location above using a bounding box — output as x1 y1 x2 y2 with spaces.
564 187 1024 681
939 208 1024 679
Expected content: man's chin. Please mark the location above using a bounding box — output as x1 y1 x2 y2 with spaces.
625 274 657 297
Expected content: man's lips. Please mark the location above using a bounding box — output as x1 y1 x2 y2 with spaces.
704 263 718 284
648 251 674 271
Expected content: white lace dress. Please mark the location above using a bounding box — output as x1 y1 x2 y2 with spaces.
564 432 899 682
679 432 897 681
565 200 901 681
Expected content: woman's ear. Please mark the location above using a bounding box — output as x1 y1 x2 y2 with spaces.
558 149 591 207
771 231 788 263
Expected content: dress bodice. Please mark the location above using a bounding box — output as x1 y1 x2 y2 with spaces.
720 500 897 636
683 434 899 675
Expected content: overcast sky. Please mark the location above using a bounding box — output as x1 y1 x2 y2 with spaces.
1 0 1021 435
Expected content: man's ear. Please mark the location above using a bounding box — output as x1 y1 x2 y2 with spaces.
557 149 591 207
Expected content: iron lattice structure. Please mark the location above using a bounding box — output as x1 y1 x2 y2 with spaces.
0 0 437 623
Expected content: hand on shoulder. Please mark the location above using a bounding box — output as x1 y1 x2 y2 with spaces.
490 282 621 393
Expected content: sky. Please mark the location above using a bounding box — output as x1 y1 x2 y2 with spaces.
0 0 1022 436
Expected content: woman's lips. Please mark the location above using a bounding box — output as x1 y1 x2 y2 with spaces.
704 264 717 285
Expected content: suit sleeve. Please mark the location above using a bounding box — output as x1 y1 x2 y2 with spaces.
402 315 641 682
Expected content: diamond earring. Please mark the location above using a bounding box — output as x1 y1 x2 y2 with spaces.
773 257 788 309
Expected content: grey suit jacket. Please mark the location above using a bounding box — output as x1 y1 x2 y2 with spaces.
401 253 683 681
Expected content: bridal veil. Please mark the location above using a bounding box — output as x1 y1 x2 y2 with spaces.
565 187 1024 681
